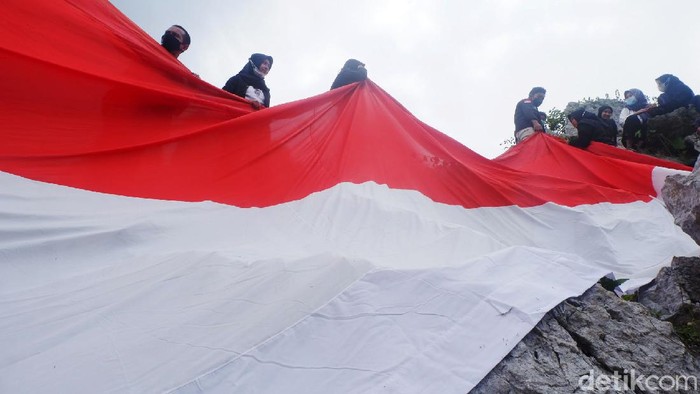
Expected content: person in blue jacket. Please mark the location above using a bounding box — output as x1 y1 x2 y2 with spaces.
646 74 694 117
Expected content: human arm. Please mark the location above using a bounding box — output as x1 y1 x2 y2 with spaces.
514 100 543 131
568 123 594 149
532 119 543 131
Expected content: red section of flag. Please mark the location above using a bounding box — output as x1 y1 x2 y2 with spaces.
494 133 690 197
0 0 661 208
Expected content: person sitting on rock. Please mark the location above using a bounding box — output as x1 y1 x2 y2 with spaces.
619 89 650 149
330 59 368 90
567 108 617 149
597 105 619 146
645 74 695 117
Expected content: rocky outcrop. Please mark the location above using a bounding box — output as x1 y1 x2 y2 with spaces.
472 283 700 393
663 171 700 244
639 257 700 319
473 172 700 393
647 107 700 166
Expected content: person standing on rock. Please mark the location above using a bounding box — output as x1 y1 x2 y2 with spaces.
514 87 546 143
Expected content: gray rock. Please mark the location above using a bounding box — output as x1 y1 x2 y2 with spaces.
673 256 700 303
473 285 700 393
471 312 628 394
638 266 687 320
662 171 700 245
472 171 700 393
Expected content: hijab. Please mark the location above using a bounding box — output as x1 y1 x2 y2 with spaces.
597 105 613 118
225 53 273 107
623 89 648 111
568 108 616 146
568 108 599 124
330 58 368 90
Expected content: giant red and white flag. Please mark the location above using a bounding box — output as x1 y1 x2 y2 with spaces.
1 1 698 393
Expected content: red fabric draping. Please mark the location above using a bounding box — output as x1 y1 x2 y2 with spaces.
0 0 674 208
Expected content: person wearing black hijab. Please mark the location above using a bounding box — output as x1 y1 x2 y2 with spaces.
330 59 368 90
597 105 619 145
223 53 273 108
567 108 616 149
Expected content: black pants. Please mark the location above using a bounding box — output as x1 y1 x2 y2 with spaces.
622 115 647 148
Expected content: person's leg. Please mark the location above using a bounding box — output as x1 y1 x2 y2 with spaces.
622 115 642 148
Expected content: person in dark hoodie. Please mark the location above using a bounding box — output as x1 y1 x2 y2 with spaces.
567 108 616 149
223 53 273 109
646 74 694 117
330 59 368 90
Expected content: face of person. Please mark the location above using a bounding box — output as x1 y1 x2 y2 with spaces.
166 26 188 52
531 93 545 106
569 118 578 128
624 91 632 99
601 109 613 119
258 59 271 75
657 80 666 92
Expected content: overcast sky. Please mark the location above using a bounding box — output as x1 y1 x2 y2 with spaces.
110 0 700 158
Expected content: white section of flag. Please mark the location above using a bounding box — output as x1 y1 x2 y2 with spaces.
1 171 697 393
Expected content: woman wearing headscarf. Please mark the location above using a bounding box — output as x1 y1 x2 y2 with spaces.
330 59 367 90
619 89 649 149
223 53 273 109
597 105 618 145
646 74 695 117
567 108 616 149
